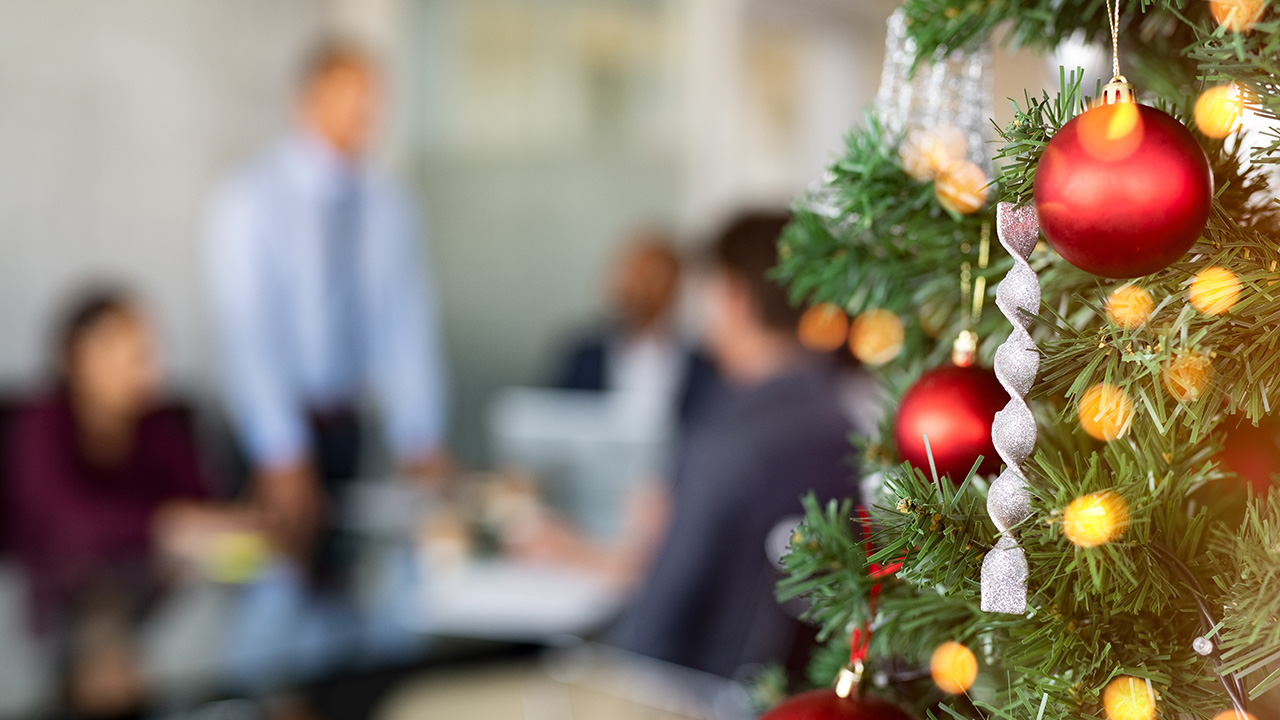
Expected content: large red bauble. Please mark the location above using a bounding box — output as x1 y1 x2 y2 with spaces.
894 365 1008 481
1033 103 1213 278
760 690 913 720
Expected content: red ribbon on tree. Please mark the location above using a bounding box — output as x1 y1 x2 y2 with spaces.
848 506 903 668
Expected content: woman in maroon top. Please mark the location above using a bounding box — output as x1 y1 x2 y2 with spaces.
8 290 246 717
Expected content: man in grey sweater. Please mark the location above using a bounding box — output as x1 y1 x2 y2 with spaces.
614 212 859 678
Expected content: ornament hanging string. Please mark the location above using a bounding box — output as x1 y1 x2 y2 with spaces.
1105 0 1121 80
954 222 991 367
959 223 992 328
973 222 990 326
1096 0 1137 105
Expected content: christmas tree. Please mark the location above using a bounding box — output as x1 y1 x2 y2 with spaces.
770 2 1280 719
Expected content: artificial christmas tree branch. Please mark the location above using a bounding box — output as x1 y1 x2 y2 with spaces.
773 1 1280 717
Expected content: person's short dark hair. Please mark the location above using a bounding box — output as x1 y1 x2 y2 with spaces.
56 287 136 372
298 37 375 91
711 211 800 333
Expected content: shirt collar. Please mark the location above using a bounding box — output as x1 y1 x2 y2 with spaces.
283 130 361 199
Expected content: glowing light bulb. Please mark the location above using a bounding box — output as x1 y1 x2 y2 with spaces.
1103 676 1156 720
935 160 990 215
1189 267 1242 316
930 641 978 695
1162 351 1213 402
849 309 905 366
1195 84 1246 139
1211 0 1265 32
1063 491 1130 548
1105 285 1154 329
1078 383 1134 442
798 303 850 352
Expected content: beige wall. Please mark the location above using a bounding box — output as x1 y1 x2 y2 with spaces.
0 0 330 389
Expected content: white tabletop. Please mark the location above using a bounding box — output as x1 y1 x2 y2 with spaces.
416 558 626 643
337 480 629 644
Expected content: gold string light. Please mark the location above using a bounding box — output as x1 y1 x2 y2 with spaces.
1211 0 1265 32
1162 351 1213 403
1195 83 1246 139
1105 285 1154 329
1189 267 1242 316
1079 383 1135 441
1063 491 1130 548
930 641 978 695
849 309 905 366
798 303 850 352
1103 676 1157 720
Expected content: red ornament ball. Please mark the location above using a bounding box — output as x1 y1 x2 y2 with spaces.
894 365 1008 481
760 690 913 720
1033 102 1213 278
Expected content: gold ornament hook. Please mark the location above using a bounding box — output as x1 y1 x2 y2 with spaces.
834 660 864 699
1102 75 1136 105
952 330 979 367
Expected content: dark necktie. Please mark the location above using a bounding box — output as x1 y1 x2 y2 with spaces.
323 178 362 391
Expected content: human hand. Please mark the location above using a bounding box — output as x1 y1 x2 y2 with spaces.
399 449 460 491
151 499 264 576
502 509 587 565
254 461 327 558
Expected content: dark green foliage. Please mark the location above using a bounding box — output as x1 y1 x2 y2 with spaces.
778 495 876 643
899 0 1135 56
774 115 1012 383
1212 492 1280 698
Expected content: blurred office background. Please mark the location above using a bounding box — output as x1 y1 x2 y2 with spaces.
0 0 1045 464
0 1 1051 718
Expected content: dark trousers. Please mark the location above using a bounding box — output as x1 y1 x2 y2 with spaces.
308 408 362 587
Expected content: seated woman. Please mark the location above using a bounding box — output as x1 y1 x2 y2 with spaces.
7 289 252 718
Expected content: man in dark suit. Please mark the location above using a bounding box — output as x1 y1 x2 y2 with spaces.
556 232 717 426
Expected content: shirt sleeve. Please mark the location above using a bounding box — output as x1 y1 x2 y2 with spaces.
204 173 308 470
364 186 448 462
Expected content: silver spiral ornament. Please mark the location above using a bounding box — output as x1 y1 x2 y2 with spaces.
980 202 1041 614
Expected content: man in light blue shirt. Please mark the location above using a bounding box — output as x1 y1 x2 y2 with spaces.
204 41 447 564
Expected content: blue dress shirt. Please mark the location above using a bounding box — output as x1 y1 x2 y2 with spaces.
204 133 447 469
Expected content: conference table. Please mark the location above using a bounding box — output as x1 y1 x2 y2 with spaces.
339 479 628 645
